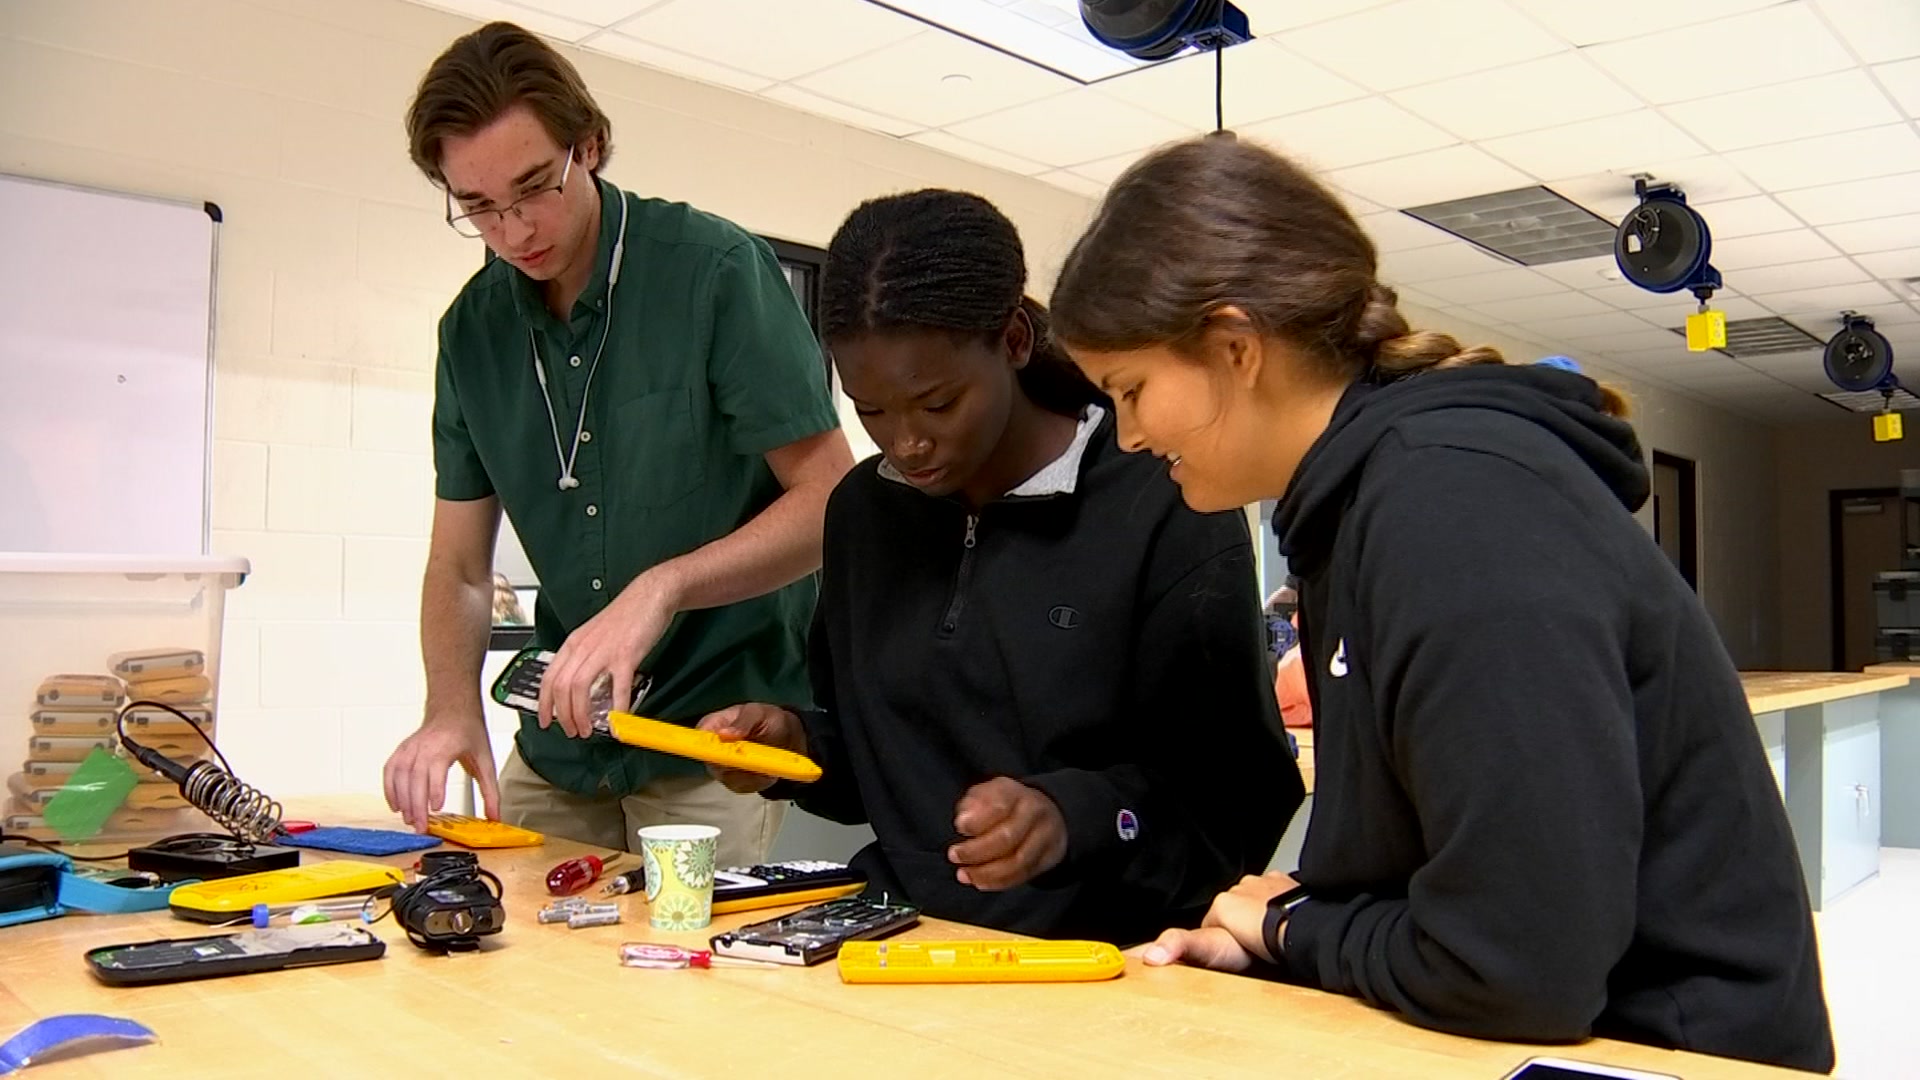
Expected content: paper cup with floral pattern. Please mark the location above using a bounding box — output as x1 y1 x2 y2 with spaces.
638 824 720 930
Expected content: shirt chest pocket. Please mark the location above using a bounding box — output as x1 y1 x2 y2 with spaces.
613 388 708 509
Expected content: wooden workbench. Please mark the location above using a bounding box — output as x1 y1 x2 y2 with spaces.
0 799 1802 1079
1742 670 1912 714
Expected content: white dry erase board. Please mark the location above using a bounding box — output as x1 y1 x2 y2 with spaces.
0 173 219 555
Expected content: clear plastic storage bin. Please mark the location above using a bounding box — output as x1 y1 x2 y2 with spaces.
1 554 249 846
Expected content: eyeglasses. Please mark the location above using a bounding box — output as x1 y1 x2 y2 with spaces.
444 147 574 239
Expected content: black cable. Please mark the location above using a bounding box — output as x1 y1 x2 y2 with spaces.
376 863 504 950
1215 46 1224 132
0 832 133 862
117 699 234 777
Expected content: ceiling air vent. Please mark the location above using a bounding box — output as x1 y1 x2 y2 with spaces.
1400 186 1617 266
1819 386 1920 414
1665 316 1823 358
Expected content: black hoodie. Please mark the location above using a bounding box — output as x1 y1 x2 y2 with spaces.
1272 366 1833 1073
776 409 1302 945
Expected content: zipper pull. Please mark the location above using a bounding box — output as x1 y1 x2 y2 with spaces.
964 515 978 549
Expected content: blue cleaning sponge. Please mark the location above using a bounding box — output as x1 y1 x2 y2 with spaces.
278 826 441 857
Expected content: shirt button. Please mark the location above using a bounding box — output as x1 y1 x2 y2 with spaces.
590 578 603 591
579 431 592 443
569 355 582 368
585 504 598 517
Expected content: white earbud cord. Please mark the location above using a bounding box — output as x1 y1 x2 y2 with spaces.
529 185 629 492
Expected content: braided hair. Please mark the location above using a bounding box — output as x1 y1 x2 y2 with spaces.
820 189 1103 417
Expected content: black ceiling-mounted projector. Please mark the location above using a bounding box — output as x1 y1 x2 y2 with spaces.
1825 311 1897 393
1079 0 1250 60
1614 178 1722 301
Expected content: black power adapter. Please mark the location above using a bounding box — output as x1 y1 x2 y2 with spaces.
389 851 504 951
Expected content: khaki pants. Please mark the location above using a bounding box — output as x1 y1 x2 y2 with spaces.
498 748 783 870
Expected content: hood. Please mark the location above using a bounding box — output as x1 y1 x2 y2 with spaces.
1273 365 1648 565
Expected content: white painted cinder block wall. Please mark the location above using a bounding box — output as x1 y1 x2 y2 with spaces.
0 0 1777 799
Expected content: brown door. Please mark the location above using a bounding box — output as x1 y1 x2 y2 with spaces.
1836 492 1905 671
1650 451 1698 589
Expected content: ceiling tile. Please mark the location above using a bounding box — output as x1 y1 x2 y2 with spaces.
1859 250 1920 280
945 89 1195 170
1280 0 1566 94
792 30 1074 130
1664 71 1904 153
1549 156 1759 222
1511 0 1783 47
1379 240 1516 283
1328 144 1533 208
1585 5 1853 104
1711 230 1843 271
1483 110 1706 181
1688 195 1803 240
906 129 1052 175
1038 170 1108 198
421 0 599 41
538 0 663 24
1240 98 1455 171
1237 0 1397 33
1691 296 1776 322
1531 255 1621 290
1358 211 1455 252
1582 327 1696 353
1466 292 1615 323
761 85 922 137
1728 125 1920 192
589 32 773 91
1586 283 1694 312
1880 59 1920 119
1523 310 1668 341
1777 173 1920 226
1652 356 1767 382
1815 0 1920 64
1094 38 1364 129
615 0 919 80
1735 257 1872 295
1415 268 1565 304
1067 150 1148 184
1387 53 1640 142
1835 302 1920 326
1332 188 1387 216
1820 215 1920 256
1750 280 1899 315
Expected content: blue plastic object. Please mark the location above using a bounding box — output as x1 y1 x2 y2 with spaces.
0 1015 155 1073
1535 355 1583 374
277 826 441 857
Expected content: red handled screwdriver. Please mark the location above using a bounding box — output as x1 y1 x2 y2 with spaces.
546 854 621 896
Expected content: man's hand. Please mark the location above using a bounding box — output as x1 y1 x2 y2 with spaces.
539 568 681 738
947 778 1068 891
1140 871 1299 970
382 715 500 832
696 704 809 793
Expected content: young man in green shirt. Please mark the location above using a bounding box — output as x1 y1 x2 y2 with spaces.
382 22 853 866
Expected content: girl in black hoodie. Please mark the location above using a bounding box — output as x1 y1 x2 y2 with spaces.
696 189 1300 945
1050 136 1833 1073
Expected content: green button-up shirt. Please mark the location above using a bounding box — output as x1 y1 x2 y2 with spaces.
431 176 838 797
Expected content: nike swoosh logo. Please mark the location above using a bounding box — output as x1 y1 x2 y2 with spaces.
1330 639 1348 678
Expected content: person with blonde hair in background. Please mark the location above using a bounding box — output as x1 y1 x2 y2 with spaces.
1049 134 1832 1073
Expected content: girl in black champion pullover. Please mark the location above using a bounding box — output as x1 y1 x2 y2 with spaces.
1051 136 1833 1074
695 189 1301 946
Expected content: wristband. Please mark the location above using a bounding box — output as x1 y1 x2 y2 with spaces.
1261 884 1312 962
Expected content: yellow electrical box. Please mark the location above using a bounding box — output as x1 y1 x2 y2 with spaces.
1685 309 1727 352
1874 412 1903 442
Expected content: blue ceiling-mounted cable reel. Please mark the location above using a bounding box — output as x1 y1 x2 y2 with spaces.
1079 0 1251 60
1614 178 1722 303
1825 311 1896 393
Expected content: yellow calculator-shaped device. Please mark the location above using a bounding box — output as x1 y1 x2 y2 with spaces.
837 940 1127 984
425 814 545 848
603 711 822 783
170 861 407 923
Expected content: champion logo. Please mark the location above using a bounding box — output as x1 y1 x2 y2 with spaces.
1329 639 1349 678
1115 809 1140 842
1048 605 1082 630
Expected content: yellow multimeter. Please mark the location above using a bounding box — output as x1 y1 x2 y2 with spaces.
424 814 545 849
836 940 1127 984
169 861 406 923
